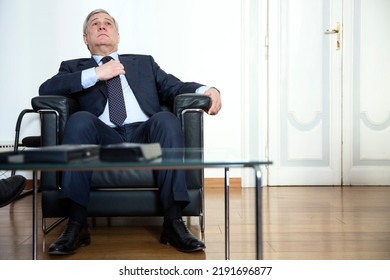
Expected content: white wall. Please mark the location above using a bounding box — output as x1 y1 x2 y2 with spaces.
0 0 245 178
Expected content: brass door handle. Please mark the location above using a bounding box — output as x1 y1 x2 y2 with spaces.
325 29 339 34
325 22 341 50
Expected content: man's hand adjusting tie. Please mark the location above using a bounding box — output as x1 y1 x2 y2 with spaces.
95 59 126 81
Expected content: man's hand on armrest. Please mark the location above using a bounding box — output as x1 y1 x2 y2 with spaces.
204 87 222 115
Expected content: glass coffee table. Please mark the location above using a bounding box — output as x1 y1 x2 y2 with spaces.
0 147 271 260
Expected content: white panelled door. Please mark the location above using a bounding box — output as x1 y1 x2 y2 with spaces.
268 0 343 185
267 0 390 185
343 0 390 185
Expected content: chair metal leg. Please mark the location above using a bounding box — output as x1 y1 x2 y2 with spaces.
12 109 36 177
224 167 230 260
42 217 66 234
254 165 263 260
199 213 205 233
14 188 33 200
32 171 38 260
199 183 205 233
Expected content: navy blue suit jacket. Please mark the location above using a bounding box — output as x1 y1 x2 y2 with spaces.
39 54 204 117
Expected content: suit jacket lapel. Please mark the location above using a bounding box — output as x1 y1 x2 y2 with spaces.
119 55 155 116
121 55 139 91
79 57 98 70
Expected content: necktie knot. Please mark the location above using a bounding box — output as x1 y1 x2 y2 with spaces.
101 56 112 64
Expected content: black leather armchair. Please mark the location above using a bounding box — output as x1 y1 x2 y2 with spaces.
31 94 210 233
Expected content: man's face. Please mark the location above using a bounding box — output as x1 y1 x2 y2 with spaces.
83 12 120 55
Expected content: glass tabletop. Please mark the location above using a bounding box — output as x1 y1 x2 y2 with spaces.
0 146 271 171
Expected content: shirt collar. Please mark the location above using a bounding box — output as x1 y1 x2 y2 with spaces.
93 52 119 64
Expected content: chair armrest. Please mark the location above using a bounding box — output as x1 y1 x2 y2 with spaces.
173 93 211 117
174 94 210 188
30 96 79 190
31 96 79 146
173 94 210 149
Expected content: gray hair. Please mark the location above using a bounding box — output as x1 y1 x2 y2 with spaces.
83 9 119 34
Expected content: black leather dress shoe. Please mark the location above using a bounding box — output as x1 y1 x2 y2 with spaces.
160 219 205 252
48 220 90 255
0 175 26 208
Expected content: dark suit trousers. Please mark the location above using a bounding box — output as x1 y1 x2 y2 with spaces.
60 110 189 212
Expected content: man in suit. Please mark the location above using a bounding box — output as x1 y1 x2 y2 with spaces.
39 9 222 255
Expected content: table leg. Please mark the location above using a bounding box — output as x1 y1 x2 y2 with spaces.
224 167 230 260
32 170 38 260
253 165 262 260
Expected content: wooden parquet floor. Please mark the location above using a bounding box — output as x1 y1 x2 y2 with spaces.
1 186 390 260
